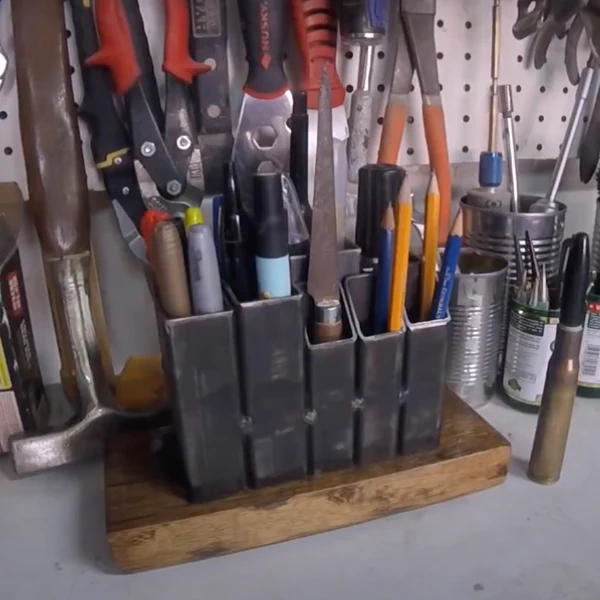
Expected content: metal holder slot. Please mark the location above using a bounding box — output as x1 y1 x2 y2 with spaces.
158 302 246 503
302 285 357 474
345 273 405 465
229 289 307 488
400 313 450 455
290 241 362 284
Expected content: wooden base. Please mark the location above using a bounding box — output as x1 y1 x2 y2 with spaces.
105 391 511 572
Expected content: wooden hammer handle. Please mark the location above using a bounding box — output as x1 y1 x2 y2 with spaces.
12 0 90 258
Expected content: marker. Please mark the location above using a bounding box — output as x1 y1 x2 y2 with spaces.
373 204 395 334
187 224 224 315
253 172 291 299
430 210 463 320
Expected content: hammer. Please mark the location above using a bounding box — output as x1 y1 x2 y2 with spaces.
10 0 142 474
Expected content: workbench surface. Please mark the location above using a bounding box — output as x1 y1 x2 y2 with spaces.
1 395 599 600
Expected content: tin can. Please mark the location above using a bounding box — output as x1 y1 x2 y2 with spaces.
502 299 560 413
577 293 600 398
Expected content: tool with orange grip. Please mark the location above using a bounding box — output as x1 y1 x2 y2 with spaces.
87 0 209 217
231 0 293 211
290 0 348 246
377 0 452 243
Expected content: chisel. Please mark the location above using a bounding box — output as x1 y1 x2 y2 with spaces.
232 0 293 212
340 0 389 241
307 67 342 343
189 0 233 195
290 0 347 245
69 0 147 262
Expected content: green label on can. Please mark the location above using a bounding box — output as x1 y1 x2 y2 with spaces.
578 294 600 390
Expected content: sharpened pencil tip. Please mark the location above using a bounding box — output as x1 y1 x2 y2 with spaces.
450 208 463 237
381 202 395 231
427 171 439 197
398 175 412 206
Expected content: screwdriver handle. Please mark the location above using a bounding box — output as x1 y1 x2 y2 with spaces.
163 0 210 83
338 0 388 42
237 0 289 98
290 0 345 109
189 0 232 134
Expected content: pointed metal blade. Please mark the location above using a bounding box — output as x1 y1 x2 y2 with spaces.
307 66 339 304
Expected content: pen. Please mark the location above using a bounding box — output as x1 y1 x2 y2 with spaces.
373 204 395 334
254 171 291 299
421 172 440 320
388 177 413 331
430 210 463 320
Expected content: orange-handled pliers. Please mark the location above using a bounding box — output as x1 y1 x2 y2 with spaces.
377 0 451 243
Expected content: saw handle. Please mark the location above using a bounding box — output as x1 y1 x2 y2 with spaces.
237 0 289 99
290 0 345 109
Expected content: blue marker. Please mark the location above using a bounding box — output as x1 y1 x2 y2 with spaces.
430 210 463 321
253 172 291 299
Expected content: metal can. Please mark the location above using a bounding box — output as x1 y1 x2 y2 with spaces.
577 293 600 398
445 250 508 410
502 299 560 412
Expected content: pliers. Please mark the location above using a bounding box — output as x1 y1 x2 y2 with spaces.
377 0 451 243
87 0 208 217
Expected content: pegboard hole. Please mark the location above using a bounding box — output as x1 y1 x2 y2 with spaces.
410 84 415 92
4 147 13 156
465 21 472 29
437 19 444 28
462 146 469 153
515 115 521 122
66 29 72 39
563 87 569 94
537 144 543 151
517 55 523 63
377 117 384 125
377 84 385 93
516 85 522 93
407 148 415 156
377 51 385 60
561 115 567 122
439 84 443 91
464 84 471 92
584 116 589 123
540 86 546 93
346 84 354 93
538 116 544 122
516 144 520 151
345 51 353 60
69 65 75 75
0 111 7 120
436 52 444 60
463 115 470 122
465 53 471 61
407 116 415 124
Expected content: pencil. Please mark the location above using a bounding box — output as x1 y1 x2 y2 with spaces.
388 177 413 331
420 172 440 320
430 209 463 320
373 204 395 334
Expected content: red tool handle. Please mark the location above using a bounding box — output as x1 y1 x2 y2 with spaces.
163 0 210 83
85 0 140 96
290 0 345 109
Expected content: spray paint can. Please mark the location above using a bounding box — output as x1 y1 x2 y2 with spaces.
577 292 600 398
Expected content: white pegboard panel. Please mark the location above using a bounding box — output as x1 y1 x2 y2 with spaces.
0 0 596 195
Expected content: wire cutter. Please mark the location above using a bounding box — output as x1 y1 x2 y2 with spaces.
377 0 451 243
87 0 209 217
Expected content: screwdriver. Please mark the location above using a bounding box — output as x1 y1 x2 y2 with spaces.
339 0 389 241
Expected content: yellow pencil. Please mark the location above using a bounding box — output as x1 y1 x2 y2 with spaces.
388 176 413 332
420 172 440 320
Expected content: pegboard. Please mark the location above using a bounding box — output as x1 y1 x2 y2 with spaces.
0 0 596 198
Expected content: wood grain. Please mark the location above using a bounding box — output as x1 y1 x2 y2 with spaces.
105 390 510 572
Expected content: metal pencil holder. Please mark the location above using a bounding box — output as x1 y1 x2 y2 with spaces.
158 302 246 503
302 284 357 474
290 241 361 284
400 312 450 455
345 273 405 464
228 288 307 488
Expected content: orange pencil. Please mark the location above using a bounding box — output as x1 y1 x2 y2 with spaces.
420 172 440 320
388 176 413 331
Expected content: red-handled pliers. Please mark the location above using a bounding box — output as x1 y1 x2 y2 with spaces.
87 0 209 216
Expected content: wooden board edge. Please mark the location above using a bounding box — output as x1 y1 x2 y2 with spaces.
107 443 510 573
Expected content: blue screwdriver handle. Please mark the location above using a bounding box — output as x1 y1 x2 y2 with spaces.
338 0 389 42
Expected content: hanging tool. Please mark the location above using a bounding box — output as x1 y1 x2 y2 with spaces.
10 0 143 474
291 0 348 246
87 0 207 218
499 85 520 213
530 61 595 213
308 67 342 344
529 233 589 485
189 0 233 195
478 0 503 192
513 0 547 40
290 91 311 230
377 0 452 243
232 0 293 212
340 0 389 241
69 0 147 262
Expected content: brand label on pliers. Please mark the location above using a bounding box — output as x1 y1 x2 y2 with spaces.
191 0 222 38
